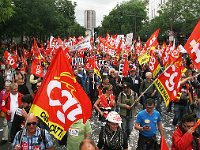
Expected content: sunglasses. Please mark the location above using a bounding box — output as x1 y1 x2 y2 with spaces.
27 122 37 126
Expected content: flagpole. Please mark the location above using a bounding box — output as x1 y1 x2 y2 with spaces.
130 55 181 108
130 70 200 108
130 80 156 108
93 72 95 89
19 113 30 146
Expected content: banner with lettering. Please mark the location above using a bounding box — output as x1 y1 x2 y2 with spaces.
154 57 182 107
30 47 92 140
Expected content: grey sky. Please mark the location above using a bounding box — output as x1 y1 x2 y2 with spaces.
70 0 129 27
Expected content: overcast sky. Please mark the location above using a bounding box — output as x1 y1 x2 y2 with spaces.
70 0 129 27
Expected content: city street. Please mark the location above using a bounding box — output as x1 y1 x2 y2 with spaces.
0 103 174 150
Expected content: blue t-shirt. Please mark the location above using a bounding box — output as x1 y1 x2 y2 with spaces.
136 109 161 137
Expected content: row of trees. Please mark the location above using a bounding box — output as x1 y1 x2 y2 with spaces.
99 0 200 43
0 0 85 42
1 0 200 43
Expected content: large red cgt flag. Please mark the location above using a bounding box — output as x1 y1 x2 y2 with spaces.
154 57 182 107
30 47 92 140
184 20 200 71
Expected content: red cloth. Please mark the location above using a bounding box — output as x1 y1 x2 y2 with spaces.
99 94 115 108
1 92 23 121
161 136 169 150
171 126 200 150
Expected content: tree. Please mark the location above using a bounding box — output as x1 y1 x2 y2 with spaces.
0 0 79 42
99 0 147 37
139 0 200 43
0 0 14 23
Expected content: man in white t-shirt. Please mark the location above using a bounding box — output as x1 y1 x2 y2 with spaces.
1 83 23 143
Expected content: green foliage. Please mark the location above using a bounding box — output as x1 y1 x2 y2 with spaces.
0 0 15 22
99 0 147 37
0 0 85 41
139 0 200 42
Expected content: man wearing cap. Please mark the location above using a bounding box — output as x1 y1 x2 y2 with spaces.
139 72 157 109
124 66 141 95
97 111 128 150
10 94 33 143
117 82 138 138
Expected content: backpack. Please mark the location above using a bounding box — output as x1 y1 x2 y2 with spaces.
18 128 46 149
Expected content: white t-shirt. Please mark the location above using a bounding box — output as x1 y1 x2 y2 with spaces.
10 93 19 122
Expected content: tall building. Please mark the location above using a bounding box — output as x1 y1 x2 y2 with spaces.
146 0 168 20
84 10 96 29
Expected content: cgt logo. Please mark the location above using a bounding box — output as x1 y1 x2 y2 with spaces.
47 80 82 124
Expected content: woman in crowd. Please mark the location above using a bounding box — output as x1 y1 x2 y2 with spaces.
94 84 116 125
97 111 128 150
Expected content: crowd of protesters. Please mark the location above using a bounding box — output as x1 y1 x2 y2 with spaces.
0 35 200 150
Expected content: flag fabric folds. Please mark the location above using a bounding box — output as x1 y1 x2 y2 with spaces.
30 47 92 140
30 61 43 78
154 57 182 107
122 58 129 77
184 20 200 71
4 50 17 69
160 136 169 150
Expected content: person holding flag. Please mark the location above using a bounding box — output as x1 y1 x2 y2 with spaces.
172 114 200 149
94 84 116 125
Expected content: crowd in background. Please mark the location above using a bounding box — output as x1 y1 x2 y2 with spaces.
0 37 200 150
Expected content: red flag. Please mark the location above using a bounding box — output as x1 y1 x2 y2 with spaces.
144 29 160 50
23 48 30 58
161 136 169 150
31 38 42 59
116 38 122 57
184 20 200 71
149 50 161 78
30 48 92 140
135 40 143 54
122 59 129 77
154 57 182 107
30 60 43 78
4 50 17 69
